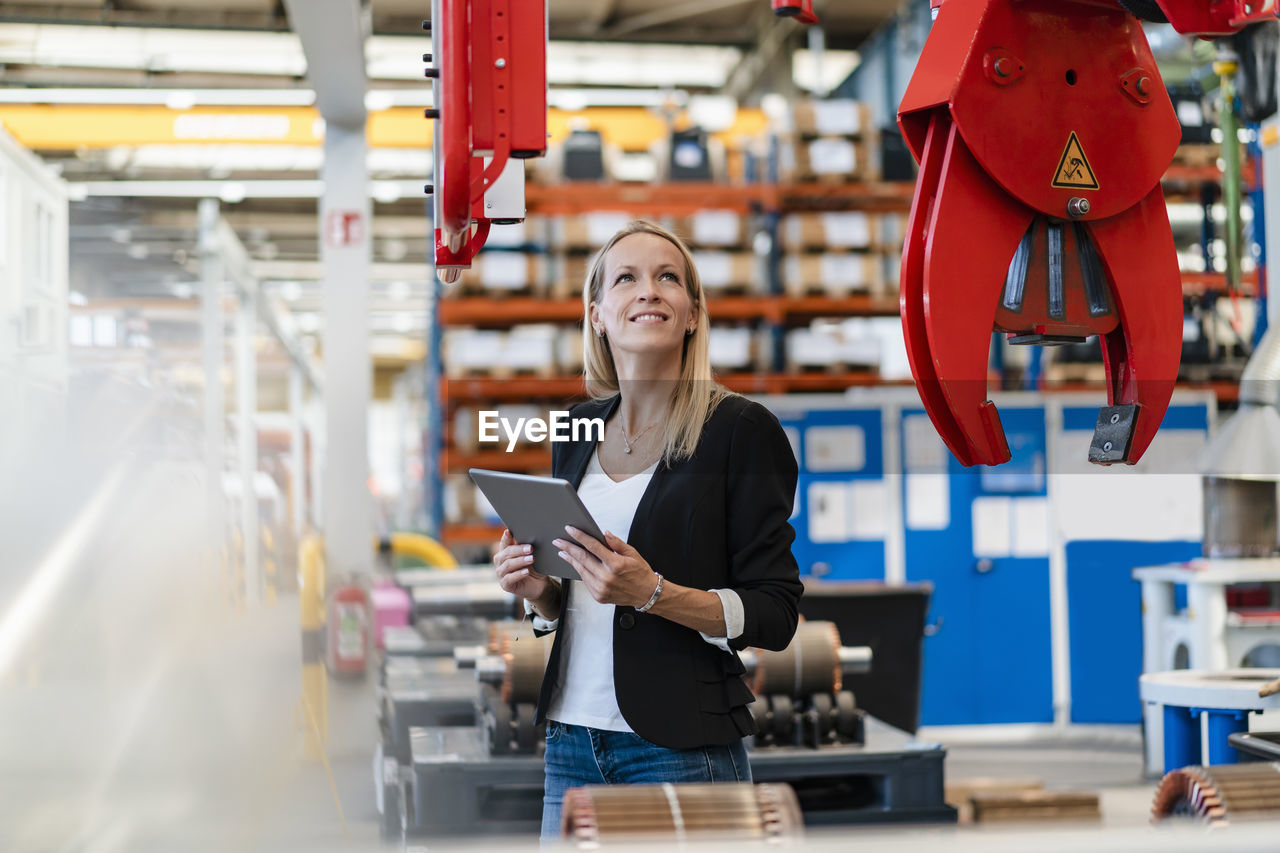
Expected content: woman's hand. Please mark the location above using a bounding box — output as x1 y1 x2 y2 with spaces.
553 526 659 608
493 528 551 603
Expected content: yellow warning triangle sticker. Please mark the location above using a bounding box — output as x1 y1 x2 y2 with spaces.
1052 132 1099 190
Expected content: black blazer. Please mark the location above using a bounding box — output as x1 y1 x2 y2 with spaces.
535 393 803 749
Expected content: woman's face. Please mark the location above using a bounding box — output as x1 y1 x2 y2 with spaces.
591 232 697 362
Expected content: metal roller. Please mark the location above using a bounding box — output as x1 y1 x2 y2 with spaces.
749 621 843 697
500 633 553 705
1152 763 1280 825
562 782 804 845
487 618 533 654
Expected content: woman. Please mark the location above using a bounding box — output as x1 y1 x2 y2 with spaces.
491 220 802 841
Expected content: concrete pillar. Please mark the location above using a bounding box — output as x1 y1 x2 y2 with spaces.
236 274 260 606
320 123 372 579
198 199 226 569
290 363 308 545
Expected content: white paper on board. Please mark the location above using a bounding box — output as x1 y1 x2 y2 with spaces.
1011 496 1051 557
805 425 866 472
905 472 949 529
849 480 889 539
807 481 850 543
972 496 1012 558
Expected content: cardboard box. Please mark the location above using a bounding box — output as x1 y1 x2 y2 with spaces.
781 212 876 251
680 209 750 249
778 136 876 182
442 329 506 376
457 252 549 295
790 99 873 138
783 252 883 296
693 251 763 293
785 322 882 370
551 211 634 250
500 324 559 375
708 326 756 370
557 326 585 373
945 778 1044 825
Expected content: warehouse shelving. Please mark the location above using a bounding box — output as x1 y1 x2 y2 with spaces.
438 294 903 326
438 141 1262 545
443 370 897 405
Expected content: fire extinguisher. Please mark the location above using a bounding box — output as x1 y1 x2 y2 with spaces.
327 578 369 677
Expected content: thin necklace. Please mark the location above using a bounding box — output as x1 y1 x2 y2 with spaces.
620 419 659 454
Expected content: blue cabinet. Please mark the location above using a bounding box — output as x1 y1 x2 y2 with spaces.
902 405 1054 726
777 407 887 582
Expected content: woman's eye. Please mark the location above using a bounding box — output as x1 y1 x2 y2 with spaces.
615 273 634 285
660 272 680 282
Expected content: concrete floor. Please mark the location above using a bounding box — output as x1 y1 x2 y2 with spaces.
0 438 1273 851
0 440 382 853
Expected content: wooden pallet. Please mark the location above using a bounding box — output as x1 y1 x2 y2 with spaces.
969 790 1101 823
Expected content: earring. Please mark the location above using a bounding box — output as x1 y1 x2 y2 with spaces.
596 328 605 338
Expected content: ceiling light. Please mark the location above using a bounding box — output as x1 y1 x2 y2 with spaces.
111 228 132 244
382 240 408 263
126 244 149 260
164 91 197 110
279 281 304 302
219 183 247 203
393 313 415 333
297 313 321 333
386 280 412 301
172 283 194 299
372 182 403 204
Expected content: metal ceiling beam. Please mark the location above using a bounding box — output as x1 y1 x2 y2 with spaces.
602 0 754 38
281 0 367 128
724 5 800 104
0 3 291 31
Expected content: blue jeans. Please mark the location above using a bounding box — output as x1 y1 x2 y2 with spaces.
540 720 751 842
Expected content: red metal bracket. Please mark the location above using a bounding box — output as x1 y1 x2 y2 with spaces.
771 0 820 25
431 0 547 281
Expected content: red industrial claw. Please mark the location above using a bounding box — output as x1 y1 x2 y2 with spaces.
899 0 1193 467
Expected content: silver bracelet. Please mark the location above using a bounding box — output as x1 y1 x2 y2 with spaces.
636 573 664 613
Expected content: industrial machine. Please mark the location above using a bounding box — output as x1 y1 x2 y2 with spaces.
899 0 1278 468
1152 762 1280 824
561 782 805 846
381 615 957 843
426 0 547 283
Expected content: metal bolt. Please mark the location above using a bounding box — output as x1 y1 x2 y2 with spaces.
422 53 432 63
424 184 434 195
421 20 431 31
1067 197 1091 219
424 108 440 119
1110 413 1120 424
1136 76 1150 97
424 68 438 78
495 58 507 69
1103 441 1114 452
994 57 1013 78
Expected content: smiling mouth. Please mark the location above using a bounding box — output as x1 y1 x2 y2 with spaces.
629 312 669 323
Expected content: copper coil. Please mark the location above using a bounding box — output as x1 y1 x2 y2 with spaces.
1152 763 1280 825
487 619 527 654
500 633 552 704
561 782 803 846
751 620 842 697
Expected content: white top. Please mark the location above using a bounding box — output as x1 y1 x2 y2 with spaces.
543 449 746 732
1132 558 1280 585
1138 668 1280 710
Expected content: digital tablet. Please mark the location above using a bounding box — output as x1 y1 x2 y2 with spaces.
469 468 607 581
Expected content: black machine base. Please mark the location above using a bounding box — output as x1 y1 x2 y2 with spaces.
400 726 956 839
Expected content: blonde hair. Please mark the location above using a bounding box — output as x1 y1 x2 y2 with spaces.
581 220 733 463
